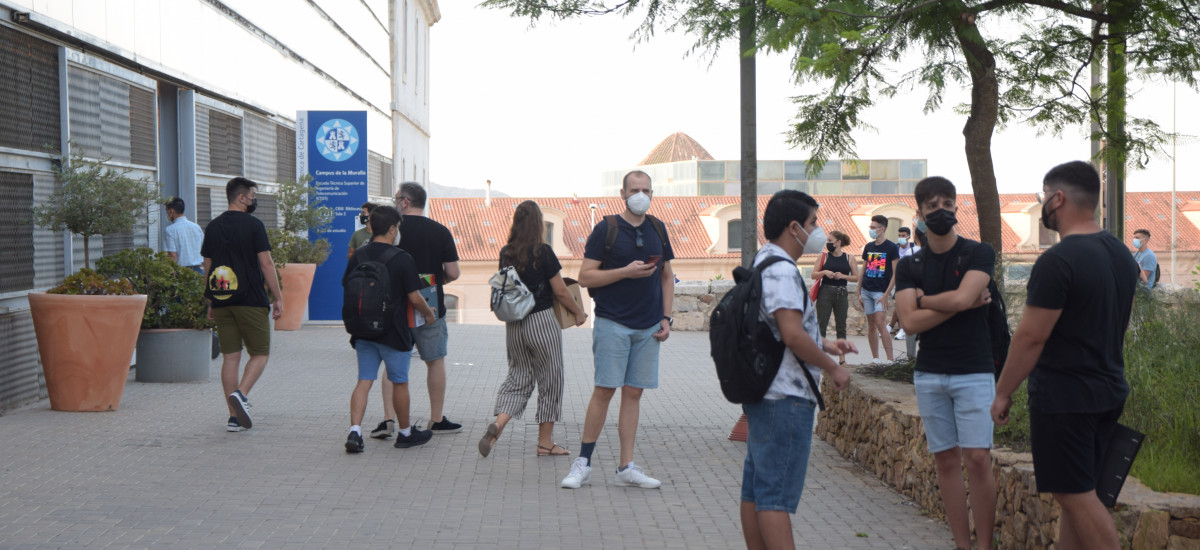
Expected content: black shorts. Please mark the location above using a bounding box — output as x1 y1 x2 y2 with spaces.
1029 404 1124 494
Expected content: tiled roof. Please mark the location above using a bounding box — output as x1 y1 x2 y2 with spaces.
428 192 1200 262
637 132 714 165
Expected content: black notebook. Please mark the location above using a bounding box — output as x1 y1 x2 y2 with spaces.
1096 423 1145 508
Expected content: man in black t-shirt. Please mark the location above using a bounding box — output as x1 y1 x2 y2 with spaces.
201 177 284 433
388 182 463 435
341 206 438 453
894 176 997 550
858 215 899 363
992 161 1137 550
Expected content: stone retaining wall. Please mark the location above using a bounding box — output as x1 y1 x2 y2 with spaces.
815 372 1200 550
672 280 870 332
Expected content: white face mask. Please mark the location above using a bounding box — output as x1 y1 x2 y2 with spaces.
626 191 651 216
392 228 402 247
793 223 826 256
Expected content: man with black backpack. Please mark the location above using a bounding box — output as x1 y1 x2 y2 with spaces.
736 190 854 549
894 176 998 550
341 206 437 453
202 177 284 433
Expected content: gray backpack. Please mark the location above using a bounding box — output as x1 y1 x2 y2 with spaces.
489 266 535 322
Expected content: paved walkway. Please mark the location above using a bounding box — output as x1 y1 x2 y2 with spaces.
0 324 948 549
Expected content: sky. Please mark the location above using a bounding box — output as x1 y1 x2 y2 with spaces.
428 2 1200 199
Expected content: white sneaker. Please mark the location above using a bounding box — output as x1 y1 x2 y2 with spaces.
872 358 886 365
894 328 907 340
561 457 592 489
614 462 661 489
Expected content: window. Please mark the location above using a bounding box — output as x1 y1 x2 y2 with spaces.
870 160 899 180
842 160 870 180
757 161 783 181
400 0 407 82
250 193 278 229
543 222 554 245
815 181 842 195
243 113 277 183
725 161 741 182
899 160 927 180
276 124 296 182
784 181 811 194
872 180 899 195
68 66 156 167
196 104 243 176
196 187 212 229
843 181 869 194
0 172 34 293
757 181 782 195
698 161 725 181
784 161 808 180
727 219 742 252
0 26 60 153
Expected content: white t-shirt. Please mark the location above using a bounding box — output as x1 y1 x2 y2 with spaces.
897 242 921 259
754 243 823 403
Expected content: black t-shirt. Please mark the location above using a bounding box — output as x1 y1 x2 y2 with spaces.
821 252 851 288
200 211 271 308
895 237 996 375
860 240 900 293
500 243 562 314
398 215 459 318
343 241 422 351
1025 232 1138 414
582 215 675 330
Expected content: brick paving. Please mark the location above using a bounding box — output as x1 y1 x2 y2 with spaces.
0 324 950 549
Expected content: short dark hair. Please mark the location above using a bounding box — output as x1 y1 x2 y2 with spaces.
898 226 911 236
369 205 401 237
1134 228 1150 238
226 177 258 204
165 197 186 215
399 182 427 208
622 170 652 191
914 176 956 207
1043 161 1100 209
763 190 819 240
870 215 888 228
362 202 379 212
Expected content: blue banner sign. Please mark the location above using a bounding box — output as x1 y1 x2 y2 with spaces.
297 110 367 321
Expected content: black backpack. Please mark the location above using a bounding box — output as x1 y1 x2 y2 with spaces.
710 255 825 408
906 240 1011 379
343 247 401 340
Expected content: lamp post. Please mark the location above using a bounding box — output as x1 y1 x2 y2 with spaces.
1171 79 1176 285
589 203 597 228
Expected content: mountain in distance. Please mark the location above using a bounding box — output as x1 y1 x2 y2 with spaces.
426 181 509 199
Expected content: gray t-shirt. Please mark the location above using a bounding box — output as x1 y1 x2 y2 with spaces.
754 243 823 403
1133 248 1157 289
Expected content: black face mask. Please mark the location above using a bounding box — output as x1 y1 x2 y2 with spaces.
245 198 258 214
924 208 957 236
359 214 369 225
1040 200 1058 232
825 243 836 253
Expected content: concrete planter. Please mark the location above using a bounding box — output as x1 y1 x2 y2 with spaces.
275 263 316 331
28 292 147 412
135 328 213 382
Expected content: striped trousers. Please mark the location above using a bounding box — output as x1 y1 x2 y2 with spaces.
495 307 565 423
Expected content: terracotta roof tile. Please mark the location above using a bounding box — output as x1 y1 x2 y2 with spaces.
637 132 714 165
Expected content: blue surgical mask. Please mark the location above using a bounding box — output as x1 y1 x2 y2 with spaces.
898 237 908 246
916 220 927 233
1133 238 1142 249
868 229 879 240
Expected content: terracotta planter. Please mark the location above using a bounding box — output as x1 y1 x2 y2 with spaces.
28 292 147 412
275 263 316 330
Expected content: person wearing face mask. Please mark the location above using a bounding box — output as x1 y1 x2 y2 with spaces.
1131 229 1158 290
346 202 379 261
812 230 859 365
561 170 675 490
340 206 437 453
894 176 998 550
201 177 284 432
858 215 900 364
738 190 855 549
890 226 922 342
991 162 1138 550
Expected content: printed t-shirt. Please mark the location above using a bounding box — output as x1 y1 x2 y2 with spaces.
755 243 823 403
201 210 271 308
861 239 900 293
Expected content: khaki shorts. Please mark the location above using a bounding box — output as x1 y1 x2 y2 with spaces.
213 306 271 356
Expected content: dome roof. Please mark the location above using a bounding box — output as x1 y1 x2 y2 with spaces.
638 132 714 165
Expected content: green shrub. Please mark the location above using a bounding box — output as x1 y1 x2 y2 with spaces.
95 247 212 330
47 269 135 296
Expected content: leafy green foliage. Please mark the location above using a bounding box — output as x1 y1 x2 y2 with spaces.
47 269 136 296
95 247 213 330
30 147 159 269
266 175 333 267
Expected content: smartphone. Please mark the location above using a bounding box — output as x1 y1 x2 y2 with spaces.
646 255 662 267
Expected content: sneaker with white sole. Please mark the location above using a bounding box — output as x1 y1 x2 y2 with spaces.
370 419 395 439
615 462 661 489
226 416 246 432
561 457 592 489
894 328 907 340
872 357 886 365
228 390 252 429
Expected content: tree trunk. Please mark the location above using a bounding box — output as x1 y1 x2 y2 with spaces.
1104 1 1128 241
951 9 1004 263
82 234 90 270
739 0 758 267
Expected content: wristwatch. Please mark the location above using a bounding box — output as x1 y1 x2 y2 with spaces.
663 315 674 326
916 296 924 310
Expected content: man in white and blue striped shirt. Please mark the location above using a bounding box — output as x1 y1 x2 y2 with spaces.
163 197 205 274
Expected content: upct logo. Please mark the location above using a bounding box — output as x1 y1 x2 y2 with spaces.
315 119 360 162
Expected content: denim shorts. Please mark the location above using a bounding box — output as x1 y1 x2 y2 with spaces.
411 317 448 361
740 396 816 513
355 339 412 383
592 317 660 389
861 290 887 315
913 371 995 453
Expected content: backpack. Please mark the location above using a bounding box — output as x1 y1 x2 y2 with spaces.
600 214 671 269
906 240 1011 379
342 247 401 340
710 255 826 408
489 266 535 322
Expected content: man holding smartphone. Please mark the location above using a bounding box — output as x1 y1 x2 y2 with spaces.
561 170 675 490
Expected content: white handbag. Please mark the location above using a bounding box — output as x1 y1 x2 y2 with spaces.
489 266 535 322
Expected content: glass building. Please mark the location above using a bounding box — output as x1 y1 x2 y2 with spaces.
601 158 928 197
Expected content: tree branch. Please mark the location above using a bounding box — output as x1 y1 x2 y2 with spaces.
973 0 1114 22
823 0 942 20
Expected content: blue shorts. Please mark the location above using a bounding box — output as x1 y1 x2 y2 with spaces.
355 339 412 383
412 317 448 361
914 371 995 453
861 290 887 315
592 317 660 389
740 396 816 513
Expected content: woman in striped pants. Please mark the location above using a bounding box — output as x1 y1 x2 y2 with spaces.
479 201 588 458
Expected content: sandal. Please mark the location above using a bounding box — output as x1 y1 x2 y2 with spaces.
478 423 500 458
536 443 570 456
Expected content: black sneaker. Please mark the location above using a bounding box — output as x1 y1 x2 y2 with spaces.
393 427 433 448
370 419 395 440
226 416 245 432
228 390 252 429
428 416 463 434
345 431 365 453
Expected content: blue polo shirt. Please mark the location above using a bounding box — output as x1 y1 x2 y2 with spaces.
583 215 674 330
